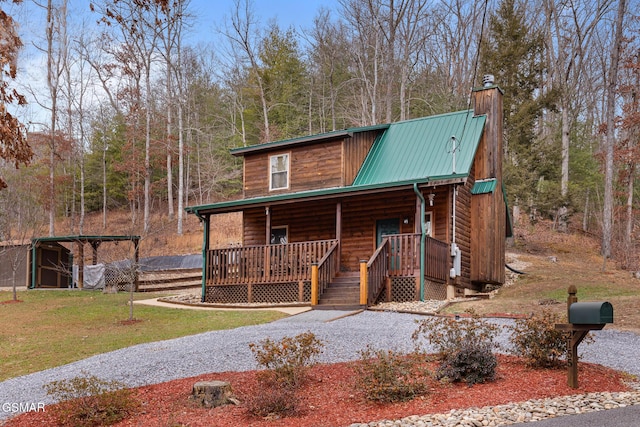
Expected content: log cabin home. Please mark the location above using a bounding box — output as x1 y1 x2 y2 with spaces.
185 82 511 308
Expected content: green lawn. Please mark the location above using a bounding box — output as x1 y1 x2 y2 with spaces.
0 290 287 382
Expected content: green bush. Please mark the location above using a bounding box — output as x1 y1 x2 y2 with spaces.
44 373 138 427
245 331 323 418
436 341 497 385
412 312 502 359
352 346 430 402
509 309 568 368
412 312 501 386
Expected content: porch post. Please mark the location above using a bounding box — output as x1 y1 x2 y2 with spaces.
311 263 319 305
195 212 210 303
359 260 368 305
265 206 271 281
91 241 100 264
336 201 342 272
133 238 140 292
413 184 426 301
77 241 84 289
30 240 37 289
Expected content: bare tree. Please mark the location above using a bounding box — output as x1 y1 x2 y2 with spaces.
92 0 165 233
619 37 640 269
543 0 614 231
33 0 69 236
158 0 191 233
225 0 271 141
602 0 628 268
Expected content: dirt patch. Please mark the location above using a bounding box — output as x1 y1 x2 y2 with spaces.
0 299 23 304
118 319 144 326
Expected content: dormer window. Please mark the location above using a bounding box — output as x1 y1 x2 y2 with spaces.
269 153 289 190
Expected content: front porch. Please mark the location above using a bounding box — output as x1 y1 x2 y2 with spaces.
202 234 450 307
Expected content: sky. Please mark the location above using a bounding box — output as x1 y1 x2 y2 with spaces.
6 0 341 131
189 0 339 36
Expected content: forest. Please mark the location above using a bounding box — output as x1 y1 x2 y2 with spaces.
1 0 639 269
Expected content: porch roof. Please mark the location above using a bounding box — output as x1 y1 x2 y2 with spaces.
185 177 450 216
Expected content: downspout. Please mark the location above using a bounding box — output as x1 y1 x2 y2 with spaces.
193 209 209 303
413 183 425 301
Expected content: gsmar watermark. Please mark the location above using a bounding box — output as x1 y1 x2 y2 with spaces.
2 402 46 413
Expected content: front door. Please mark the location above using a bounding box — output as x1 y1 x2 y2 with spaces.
376 218 400 247
376 218 400 271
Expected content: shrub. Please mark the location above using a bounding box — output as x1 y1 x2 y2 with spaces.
412 311 502 359
509 309 567 368
245 331 323 418
243 384 298 418
249 331 323 389
352 346 431 402
44 373 138 427
436 341 497 385
412 312 501 386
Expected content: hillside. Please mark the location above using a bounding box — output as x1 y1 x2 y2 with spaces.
443 221 640 333
56 208 242 259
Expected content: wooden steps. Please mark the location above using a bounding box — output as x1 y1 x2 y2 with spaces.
137 268 202 292
317 272 363 308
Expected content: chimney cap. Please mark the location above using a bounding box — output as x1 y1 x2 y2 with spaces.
482 74 495 87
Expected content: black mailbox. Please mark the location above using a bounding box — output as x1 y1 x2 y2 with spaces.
569 301 613 324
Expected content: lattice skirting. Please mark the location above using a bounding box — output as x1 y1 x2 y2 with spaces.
375 277 447 303
390 277 418 302
423 279 447 300
205 282 311 304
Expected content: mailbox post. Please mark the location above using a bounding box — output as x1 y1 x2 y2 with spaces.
555 286 613 388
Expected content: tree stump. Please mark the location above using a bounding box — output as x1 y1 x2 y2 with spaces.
191 381 233 408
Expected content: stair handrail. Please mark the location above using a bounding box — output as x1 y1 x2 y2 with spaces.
316 240 339 298
366 238 390 305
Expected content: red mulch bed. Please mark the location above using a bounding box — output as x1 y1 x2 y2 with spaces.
7 355 631 427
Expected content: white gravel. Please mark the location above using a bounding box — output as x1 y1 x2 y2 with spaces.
1 309 638 421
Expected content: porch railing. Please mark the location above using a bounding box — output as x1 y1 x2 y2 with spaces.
366 233 450 304
424 236 450 282
206 239 339 285
366 239 390 305
316 242 339 298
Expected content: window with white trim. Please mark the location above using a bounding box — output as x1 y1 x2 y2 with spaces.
269 153 289 190
425 211 433 237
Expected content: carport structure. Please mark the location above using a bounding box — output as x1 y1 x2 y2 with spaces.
29 235 140 289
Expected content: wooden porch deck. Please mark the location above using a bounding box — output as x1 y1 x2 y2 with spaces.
204 234 449 305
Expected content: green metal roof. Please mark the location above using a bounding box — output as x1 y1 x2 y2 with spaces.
471 178 497 195
31 235 140 243
353 110 486 186
230 123 391 156
186 110 486 216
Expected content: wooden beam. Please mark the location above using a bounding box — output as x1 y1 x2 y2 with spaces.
90 241 100 264
265 206 271 245
77 241 84 289
336 201 342 272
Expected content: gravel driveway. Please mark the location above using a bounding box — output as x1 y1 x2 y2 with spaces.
1 309 638 421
